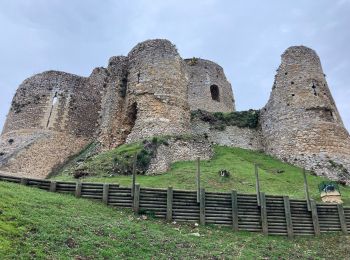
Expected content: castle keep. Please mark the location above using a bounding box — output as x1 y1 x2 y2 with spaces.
0 39 349 183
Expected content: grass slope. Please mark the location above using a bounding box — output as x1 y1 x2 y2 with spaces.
55 145 350 205
1 181 349 259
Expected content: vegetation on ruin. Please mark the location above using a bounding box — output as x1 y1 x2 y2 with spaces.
187 57 199 66
55 137 184 178
1 181 350 259
191 109 260 130
329 159 350 181
53 145 350 205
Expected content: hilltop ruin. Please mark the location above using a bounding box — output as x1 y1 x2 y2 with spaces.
0 39 349 183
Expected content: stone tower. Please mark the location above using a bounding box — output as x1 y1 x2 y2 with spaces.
97 56 129 149
0 70 103 178
125 39 191 142
185 58 235 112
260 46 350 183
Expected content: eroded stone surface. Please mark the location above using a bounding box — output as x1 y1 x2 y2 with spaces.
260 46 350 183
1 40 349 183
147 137 213 174
191 118 263 151
185 58 235 113
0 130 88 178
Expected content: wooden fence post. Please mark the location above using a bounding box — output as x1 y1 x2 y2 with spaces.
283 196 294 238
231 190 238 231
132 154 137 198
20 178 28 186
255 164 261 206
49 181 57 192
260 192 268 235
303 169 311 211
337 204 348 235
75 182 82 198
102 184 110 205
200 188 205 225
133 184 140 214
167 187 173 222
310 200 320 236
196 157 201 203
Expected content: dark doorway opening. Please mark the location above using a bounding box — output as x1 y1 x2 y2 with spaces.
210 85 220 102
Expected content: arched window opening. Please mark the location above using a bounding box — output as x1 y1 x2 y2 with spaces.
210 85 220 102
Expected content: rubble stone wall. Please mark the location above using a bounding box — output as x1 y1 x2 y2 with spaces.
260 46 350 183
2 70 102 139
126 39 191 142
2 39 349 183
185 58 235 113
147 137 213 174
191 119 263 150
97 56 129 150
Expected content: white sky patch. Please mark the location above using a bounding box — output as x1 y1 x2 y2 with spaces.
0 0 349 132
279 24 291 34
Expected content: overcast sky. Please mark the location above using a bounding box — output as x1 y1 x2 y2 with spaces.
0 0 349 132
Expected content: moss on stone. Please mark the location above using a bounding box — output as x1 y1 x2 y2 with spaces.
191 109 260 130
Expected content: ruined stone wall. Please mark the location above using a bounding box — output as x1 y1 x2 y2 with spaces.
126 39 191 142
191 118 263 150
147 137 213 174
2 70 102 139
185 58 235 113
0 69 103 178
260 46 350 183
4 39 349 183
3 71 83 134
0 129 87 178
96 56 129 150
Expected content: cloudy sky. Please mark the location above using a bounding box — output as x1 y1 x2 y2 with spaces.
0 0 349 132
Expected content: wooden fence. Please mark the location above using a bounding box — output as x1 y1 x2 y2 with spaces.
0 173 349 237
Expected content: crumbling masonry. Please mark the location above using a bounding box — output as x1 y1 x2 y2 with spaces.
0 39 349 183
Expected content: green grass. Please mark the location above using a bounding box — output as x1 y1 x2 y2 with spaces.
1 181 349 259
54 145 350 205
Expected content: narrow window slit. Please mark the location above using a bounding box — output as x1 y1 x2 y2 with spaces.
46 92 58 128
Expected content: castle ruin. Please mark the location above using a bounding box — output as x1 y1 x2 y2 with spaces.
0 39 349 183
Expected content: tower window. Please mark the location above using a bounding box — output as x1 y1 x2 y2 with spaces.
52 92 58 105
210 85 220 102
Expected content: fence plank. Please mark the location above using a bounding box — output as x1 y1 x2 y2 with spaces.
310 200 320 236
102 184 110 205
337 204 348 235
49 181 57 192
231 190 238 231
75 182 82 198
260 192 268 235
200 188 205 225
255 165 261 206
133 184 140 214
132 155 137 198
283 196 293 238
20 178 28 186
167 187 173 222
196 157 201 203
303 169 311 211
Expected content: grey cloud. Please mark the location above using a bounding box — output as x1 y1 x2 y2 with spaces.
0 0 349 131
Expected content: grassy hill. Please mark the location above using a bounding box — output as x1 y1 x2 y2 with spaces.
1 181 350 259
54 145 350 205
